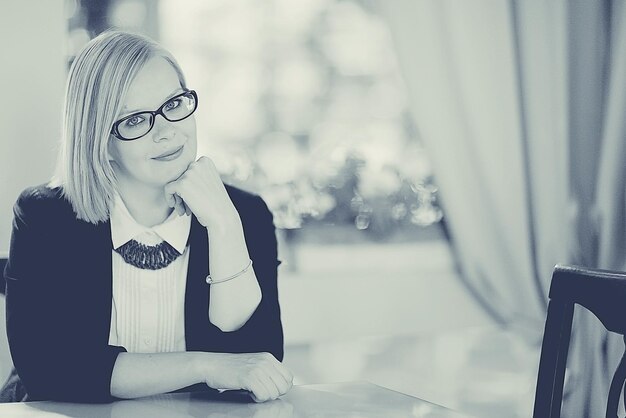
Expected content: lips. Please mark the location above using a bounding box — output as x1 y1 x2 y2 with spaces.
153 145 184 161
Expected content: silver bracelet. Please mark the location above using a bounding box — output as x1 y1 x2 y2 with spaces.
206 259 253 285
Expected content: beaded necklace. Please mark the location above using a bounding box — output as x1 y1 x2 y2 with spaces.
114 239 181 270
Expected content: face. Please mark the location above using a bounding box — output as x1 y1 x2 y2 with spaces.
108 56 197 191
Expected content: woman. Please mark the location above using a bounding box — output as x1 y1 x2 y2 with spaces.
0 30 292 403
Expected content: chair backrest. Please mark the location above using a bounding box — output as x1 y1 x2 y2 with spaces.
533 265 626 418
0 258 5 295
0 257 11 382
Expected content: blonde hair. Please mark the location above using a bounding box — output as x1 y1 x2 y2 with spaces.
50 30 187 224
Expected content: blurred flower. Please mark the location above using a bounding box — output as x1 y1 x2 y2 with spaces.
357 167 402 199
391 203 408 220
411 204 443 226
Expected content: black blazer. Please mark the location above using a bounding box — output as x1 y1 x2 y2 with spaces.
1 184 283 403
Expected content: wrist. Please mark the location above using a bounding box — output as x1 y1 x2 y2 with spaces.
191 352 212 385
204 207 242 235
194 352 234 390
207 218 249 260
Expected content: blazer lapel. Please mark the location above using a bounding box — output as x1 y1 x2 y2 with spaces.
70 220 115 345
184 216 211 350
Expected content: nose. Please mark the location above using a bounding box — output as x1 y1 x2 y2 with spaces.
151 114 176 142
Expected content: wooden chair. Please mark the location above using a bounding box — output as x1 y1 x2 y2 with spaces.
0 258 6 295
0 257 11 384
533 265 626 418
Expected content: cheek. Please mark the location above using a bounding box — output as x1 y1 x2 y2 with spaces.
186 137 197 159
110 140 150 170
183 119 198 157
107 138 121 162
185 117 197 138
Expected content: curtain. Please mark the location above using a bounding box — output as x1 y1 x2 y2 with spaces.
376 0 626 416
566 2 626 416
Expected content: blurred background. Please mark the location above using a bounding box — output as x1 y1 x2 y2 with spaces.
2 1 626 417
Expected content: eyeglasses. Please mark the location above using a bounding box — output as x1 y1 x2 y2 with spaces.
111 90 198 141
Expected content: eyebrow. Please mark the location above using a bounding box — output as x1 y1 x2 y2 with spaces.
120 87 184 115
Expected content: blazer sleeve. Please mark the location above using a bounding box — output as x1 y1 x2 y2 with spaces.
4 189 126 402
222 194 284 361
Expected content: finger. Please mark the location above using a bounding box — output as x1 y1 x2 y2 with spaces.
257 373 281 400
196 155 224 186
266 370 290 396
261 355 293 386
174 194 185 216
163 183 178 207
177 201 186 217
164 191 175 208
173 194 180 214
197 155 212 166
186 156 225 198
275 363 294 387
261 363 291 395
185 201 192 217
254 369 281 401
248 376 271 403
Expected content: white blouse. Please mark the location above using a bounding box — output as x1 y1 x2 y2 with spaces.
108 195 191 353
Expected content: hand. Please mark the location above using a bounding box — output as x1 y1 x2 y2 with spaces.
163 156 240 229
201 352 294 403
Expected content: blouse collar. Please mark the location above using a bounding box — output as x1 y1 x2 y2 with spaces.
109 193 191 253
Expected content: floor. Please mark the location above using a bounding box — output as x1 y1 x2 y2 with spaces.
278 237 541 418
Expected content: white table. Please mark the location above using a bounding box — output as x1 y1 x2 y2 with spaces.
0 381 473 417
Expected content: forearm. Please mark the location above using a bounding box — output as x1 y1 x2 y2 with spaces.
110 351 204 399
207 218 262 332
115 349 295 403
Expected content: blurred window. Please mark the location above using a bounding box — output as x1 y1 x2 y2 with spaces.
69 0 447 275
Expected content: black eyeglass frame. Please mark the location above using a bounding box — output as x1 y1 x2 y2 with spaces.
111 90 198 141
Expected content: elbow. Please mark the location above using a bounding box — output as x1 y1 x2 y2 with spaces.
213 320 243 333
210 291 262 332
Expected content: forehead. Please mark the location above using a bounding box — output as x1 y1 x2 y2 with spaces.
122 56 182 112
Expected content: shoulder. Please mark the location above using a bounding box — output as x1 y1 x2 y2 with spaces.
13 184 76 227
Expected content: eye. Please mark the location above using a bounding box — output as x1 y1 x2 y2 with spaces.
124 115 146 128
163 98 182 112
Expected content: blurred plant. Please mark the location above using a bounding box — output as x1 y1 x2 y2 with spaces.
306 152 443 238
218 139 442 239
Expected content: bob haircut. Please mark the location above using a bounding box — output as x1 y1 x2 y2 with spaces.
50 30 187 224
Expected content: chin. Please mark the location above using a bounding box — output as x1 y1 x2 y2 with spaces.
166 159 193 183
148 148 195 185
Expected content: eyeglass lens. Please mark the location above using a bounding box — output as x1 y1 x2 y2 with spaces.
117 91 196 140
